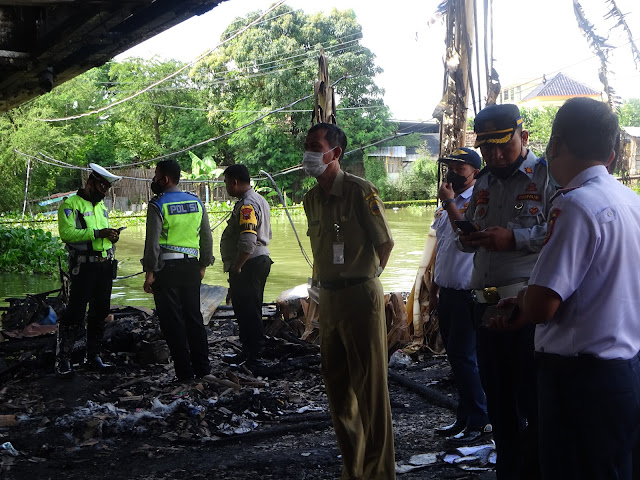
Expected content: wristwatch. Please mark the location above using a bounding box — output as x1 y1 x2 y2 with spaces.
442 198 455 208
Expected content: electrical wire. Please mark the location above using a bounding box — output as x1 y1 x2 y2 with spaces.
259 169 312 268
38 1 287 123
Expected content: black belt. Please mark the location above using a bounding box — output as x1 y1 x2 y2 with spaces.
317 277 371 290
535 351 635 369
76 254 112 263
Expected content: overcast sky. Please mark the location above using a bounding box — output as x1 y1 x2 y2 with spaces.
117 0 640 120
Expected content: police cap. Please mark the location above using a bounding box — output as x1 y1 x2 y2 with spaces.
438 147 482 169
473 104 524 148
89 163 121 186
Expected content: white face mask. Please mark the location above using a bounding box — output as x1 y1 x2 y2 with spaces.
302 147 337 177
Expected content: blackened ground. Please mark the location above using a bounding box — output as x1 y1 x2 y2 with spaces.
0 315 496 480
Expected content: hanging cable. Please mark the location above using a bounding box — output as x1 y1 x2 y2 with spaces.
259 169 312 268
38 0 286 123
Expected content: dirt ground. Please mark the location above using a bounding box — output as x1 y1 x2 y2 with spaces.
0 310 496 480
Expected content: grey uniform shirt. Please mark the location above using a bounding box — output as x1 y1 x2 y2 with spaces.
142 186 215 272
458 150 554 289
220 187 272 272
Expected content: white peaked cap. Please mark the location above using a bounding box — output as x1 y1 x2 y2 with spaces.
89 163 121 184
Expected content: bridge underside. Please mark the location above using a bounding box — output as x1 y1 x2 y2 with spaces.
0 0 225 112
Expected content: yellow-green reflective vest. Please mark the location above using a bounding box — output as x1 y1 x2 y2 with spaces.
151 191 203 257
58 191 113 256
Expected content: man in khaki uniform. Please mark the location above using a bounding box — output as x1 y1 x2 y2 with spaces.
302 123 395 480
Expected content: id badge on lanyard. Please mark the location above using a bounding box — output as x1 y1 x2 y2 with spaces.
333 222 344 265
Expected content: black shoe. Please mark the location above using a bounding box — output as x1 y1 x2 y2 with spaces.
435 420 465 437
446 424 493 446
55 357 74 378
86 356 116 373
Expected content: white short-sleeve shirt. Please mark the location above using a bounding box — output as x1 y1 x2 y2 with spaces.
530 165 640 360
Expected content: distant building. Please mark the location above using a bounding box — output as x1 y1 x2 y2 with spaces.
498 72 602 108
367 120 440 179
621 126 640 175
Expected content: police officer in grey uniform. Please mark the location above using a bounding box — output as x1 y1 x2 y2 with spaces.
491 98 640 480
457 104 554 479
220 164 272 366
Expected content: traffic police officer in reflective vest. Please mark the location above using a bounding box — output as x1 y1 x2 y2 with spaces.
57 163 122 377
142 159 214 382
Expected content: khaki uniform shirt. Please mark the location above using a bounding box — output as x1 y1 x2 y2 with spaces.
303 169 392 282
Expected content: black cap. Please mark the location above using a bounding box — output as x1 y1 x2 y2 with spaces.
439 147 482 169
473 104 523 148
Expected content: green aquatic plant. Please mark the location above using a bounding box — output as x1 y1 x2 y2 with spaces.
0 226 66 275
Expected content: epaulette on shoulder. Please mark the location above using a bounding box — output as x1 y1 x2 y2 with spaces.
149 193 163 203
475 166 490 179
185 191 198 198
537 156 547 166
344 171 374 191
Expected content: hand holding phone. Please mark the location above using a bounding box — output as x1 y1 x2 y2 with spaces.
454 219 479 234
117 226 127 232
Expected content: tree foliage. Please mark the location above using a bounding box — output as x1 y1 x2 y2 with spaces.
0 6 397 211
190 6 395 199
618 99 640 127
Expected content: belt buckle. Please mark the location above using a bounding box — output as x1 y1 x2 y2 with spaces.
483 287 500 305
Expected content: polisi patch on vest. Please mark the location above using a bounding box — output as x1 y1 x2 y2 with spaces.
168 202 199 215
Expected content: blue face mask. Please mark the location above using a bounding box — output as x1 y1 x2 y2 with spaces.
545 140 562 189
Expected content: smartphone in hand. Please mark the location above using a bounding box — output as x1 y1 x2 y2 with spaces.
454 219 480 234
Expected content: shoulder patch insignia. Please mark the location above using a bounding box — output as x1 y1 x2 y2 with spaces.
529 206 539 215
477 207 486 218
543 208 561 245
64 208 73 218
369 196 382 216
239 205 258 234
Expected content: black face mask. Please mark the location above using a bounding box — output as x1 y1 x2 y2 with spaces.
89 190 105 204
488 155 526 180
150 180 165 195
446 170 470 191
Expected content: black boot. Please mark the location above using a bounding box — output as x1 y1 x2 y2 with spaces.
56 357 74 378
86 355 116 373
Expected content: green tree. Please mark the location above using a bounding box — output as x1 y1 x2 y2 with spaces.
520 106 558 156
618 99 640 127
191 5 395 200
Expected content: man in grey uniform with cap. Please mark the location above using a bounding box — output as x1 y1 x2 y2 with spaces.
457 104 554 479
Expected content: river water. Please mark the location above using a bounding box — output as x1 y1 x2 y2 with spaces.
0 207 435 309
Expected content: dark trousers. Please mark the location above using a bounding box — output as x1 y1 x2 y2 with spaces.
475 302 539 480
537 353 640 480
438 288 489 429
59 261 113 359
153 259 210 380
228 255 272 356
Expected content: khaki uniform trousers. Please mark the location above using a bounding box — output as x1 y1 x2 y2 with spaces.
319 277 396 480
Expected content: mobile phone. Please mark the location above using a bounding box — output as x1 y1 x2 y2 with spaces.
454 220 479 234
117 226 127 232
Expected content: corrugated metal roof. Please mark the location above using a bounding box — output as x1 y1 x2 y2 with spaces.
522 72 600 101
368 146 407 158
623 126 640 138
